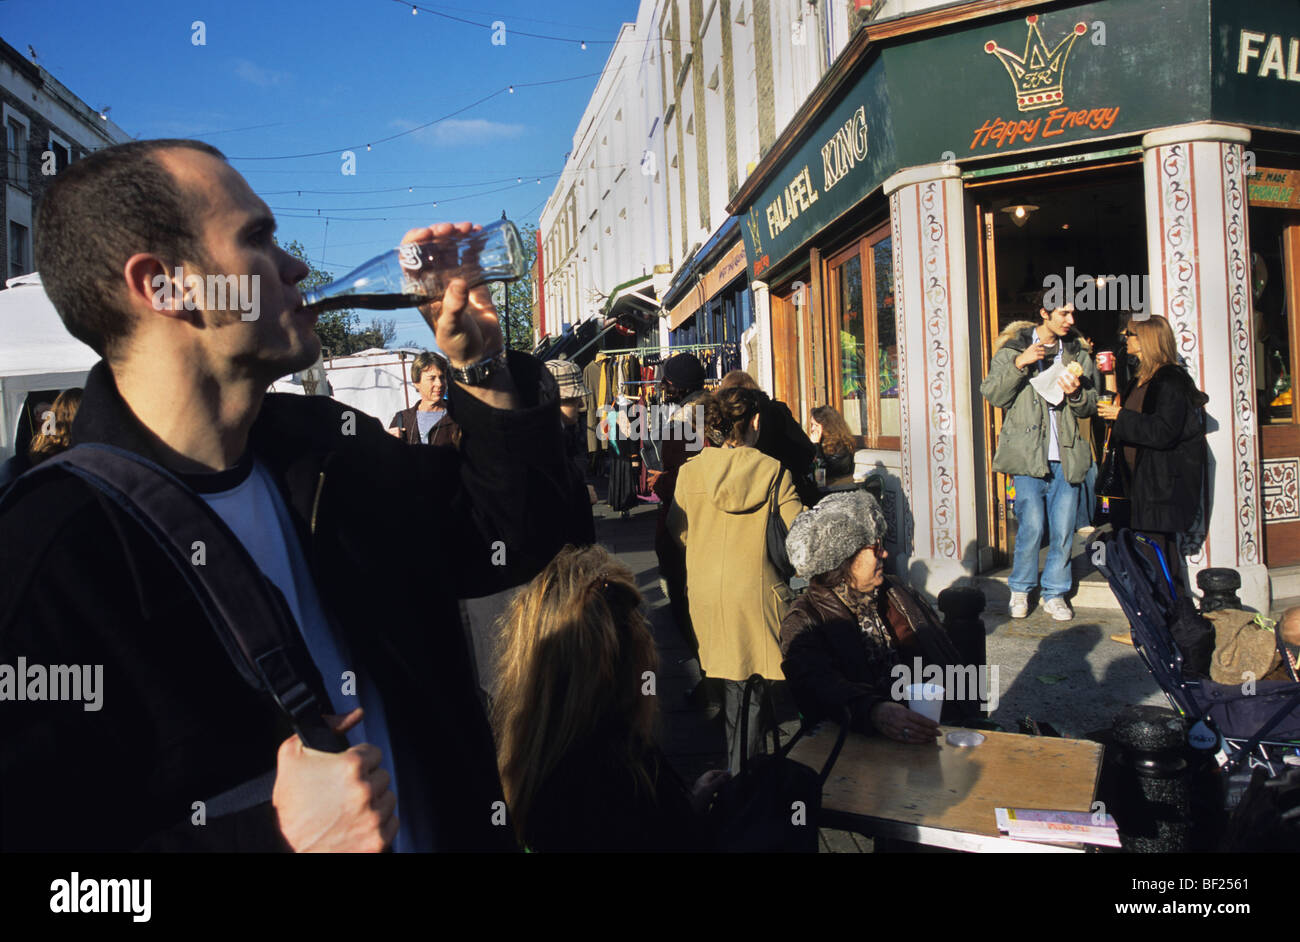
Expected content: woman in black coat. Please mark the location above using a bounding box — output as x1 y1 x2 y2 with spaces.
1097 314 1208 587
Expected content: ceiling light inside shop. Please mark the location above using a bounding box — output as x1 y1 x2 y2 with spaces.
1001 204 1039 228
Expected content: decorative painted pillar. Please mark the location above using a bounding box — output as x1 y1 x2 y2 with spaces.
1141 122 1268 611
751 279 776 394
884 162 979 597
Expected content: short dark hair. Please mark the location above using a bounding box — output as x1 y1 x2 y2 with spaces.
1029 285 1053 317
35 139 227 358
411 351 449 384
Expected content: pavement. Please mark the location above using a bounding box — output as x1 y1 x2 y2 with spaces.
580 489 1171 851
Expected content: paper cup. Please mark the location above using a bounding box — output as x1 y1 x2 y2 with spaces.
905 683 944 723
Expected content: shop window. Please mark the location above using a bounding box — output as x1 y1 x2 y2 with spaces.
1250 207 1300 424
827 225 898 449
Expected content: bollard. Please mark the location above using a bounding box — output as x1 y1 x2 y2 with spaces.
938 587 987 717
1197 568 1243 613
1110 705 1191 852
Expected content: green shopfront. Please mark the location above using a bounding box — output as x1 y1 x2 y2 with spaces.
731 0 1300 610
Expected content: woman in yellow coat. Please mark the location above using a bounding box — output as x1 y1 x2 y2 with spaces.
668 386 803 770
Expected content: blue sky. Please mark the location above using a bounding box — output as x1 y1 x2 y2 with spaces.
3 0 637 346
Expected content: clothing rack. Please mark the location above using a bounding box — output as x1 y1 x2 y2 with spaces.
598 342 725 356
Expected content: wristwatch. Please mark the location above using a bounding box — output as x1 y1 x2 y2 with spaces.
449 349 508 386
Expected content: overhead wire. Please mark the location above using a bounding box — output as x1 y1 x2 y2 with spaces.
226 69 605 162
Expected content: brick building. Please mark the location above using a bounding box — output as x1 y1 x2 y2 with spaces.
2 35 132 281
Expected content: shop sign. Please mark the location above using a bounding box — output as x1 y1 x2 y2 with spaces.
1248 167 1300 209
1212 0 1300 133
701 241 748 299
740 58 894 279
668 240 749 330
887 0 1206 167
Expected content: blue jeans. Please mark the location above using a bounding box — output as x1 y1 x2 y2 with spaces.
1011 462 1078 599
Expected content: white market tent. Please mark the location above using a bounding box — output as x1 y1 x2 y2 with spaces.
0 272 422 457
0 272 97 459
307 347 423 427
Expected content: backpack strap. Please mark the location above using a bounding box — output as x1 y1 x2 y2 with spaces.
2 443 347 754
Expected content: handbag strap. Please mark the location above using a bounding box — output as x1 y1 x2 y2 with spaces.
4 443 348 754
739 675 851 786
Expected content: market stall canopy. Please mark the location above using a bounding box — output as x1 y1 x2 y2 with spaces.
312 347 424 427
0 272 97 458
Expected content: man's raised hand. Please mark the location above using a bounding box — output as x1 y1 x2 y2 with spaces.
402 222 504 369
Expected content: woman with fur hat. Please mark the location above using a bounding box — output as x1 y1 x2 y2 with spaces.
780 491 975 743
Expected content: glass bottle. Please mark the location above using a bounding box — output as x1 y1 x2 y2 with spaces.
301 219 526 314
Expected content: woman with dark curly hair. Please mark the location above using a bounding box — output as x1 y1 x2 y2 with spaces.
668 386 803 770
808 405 856 480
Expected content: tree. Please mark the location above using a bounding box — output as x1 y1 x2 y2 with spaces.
497 221 538 352
279 239 396 357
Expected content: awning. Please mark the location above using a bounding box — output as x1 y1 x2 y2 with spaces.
603 273 659 316
661 216 742 311
666 239 748 331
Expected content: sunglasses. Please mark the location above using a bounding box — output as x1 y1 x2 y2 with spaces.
1122 330 1137 338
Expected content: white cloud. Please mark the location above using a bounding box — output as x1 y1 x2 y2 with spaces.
392 117 526 147
233 59 289 88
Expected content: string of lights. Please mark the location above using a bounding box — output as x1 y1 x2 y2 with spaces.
392 0 695 48
260 156 635 217
224 69 606 162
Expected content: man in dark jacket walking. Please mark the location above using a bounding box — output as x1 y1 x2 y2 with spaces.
0 139 582 852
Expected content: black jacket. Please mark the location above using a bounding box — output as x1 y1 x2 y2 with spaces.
0 352 582 851
1114 364 1208 533
756 397 819 505
525 737 707 852
815 443 855 480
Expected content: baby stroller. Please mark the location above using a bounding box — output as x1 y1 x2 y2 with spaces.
1096 529 1300 781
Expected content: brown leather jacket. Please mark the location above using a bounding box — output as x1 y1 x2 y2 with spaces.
779 575 976 734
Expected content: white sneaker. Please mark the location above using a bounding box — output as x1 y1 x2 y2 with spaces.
1043 597 1073 621
1009 591 1029 618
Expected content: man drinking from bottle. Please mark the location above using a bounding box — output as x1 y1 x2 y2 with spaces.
0 139 584 851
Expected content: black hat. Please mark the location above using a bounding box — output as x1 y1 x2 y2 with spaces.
663 352 706 390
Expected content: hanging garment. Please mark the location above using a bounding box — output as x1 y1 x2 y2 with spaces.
583 358 603 453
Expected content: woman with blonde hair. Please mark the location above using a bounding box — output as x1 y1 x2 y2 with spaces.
27 387 83 464
492 544 726 851
1097 314 1208 587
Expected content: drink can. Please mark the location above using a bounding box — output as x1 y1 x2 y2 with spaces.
1096 350 1115 372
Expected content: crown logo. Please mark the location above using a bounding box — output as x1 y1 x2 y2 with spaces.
985 14 1087 112
746 207 764 257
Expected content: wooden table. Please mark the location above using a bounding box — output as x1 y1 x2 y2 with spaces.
788 724 1105 853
